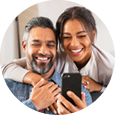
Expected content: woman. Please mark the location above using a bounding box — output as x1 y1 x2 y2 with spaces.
55 6 115 101
2 6 115 113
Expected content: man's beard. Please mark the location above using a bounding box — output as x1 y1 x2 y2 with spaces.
26 53 54 75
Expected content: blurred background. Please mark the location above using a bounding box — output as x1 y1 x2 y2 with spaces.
0 0 114 65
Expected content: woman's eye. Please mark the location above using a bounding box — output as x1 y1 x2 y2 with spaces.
47 44 55 48
63 36 71 39
78 35 86 38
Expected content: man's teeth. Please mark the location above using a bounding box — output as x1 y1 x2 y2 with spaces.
71 49 82 53
36 57 48 60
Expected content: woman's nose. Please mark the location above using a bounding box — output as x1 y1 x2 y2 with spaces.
70 37 79 47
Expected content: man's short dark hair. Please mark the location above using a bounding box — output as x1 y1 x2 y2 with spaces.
23 17 58 46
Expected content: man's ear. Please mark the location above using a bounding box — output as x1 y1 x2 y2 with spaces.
22 41 27 52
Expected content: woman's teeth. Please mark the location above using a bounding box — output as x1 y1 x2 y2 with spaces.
71 49 82 53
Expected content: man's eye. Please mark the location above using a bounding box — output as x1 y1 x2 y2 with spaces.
32 44 40 46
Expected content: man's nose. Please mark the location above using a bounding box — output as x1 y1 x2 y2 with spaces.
38 45 49 55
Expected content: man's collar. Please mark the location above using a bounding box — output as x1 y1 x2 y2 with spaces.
47 69 61 87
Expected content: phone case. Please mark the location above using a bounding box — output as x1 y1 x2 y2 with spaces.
61 73 82 106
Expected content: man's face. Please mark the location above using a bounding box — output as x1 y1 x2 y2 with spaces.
22 27 56 75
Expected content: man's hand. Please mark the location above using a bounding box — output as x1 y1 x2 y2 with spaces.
23 72 60 114
57 91 87 114
30 78 61 111
82 76 102 92
46 102 58 114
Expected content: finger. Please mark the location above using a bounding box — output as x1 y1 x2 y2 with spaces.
49 84 58 92
57 100 70 114
57 94 77 113
34 78 44 89
52 87 61 97
84 85 89 90
53 102 58 111
46 107 49 111
49 105 57 114
67 91 86 109
82 78 87 85
45 82 54 89
82 79 87 85
81 92 87 106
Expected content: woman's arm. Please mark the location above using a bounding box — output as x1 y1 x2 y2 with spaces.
1 57 27 82
82 76 103 92
1 57 46 85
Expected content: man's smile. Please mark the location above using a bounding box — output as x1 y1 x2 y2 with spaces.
34 55 51 63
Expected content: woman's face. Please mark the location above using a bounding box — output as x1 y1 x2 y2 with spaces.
62 19 94 64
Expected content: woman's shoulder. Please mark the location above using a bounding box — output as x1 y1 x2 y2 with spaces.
92 44 115 69
54 51 67 74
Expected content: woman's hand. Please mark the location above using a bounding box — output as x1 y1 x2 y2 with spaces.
57 91 87 114
82 76 102 92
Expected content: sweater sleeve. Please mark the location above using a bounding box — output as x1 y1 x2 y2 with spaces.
1 57 28 83
22 99 38 111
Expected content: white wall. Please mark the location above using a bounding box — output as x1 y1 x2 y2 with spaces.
0 19 19 65
0 0 114 65
38 0 115 56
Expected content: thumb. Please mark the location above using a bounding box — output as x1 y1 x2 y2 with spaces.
34 78 44 89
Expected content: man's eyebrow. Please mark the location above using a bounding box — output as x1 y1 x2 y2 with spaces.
47 40 56 44
32 40 40 42
31 39 56 44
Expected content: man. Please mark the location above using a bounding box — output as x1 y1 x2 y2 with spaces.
4 17 92 114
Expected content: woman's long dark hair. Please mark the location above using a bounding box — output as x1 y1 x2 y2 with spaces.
56 6 97 52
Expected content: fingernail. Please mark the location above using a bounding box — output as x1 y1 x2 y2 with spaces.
40 78 44 81
67 91 72 95
54 110 57 114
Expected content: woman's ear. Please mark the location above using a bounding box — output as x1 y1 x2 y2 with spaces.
22 41 27 52
92 29 96 42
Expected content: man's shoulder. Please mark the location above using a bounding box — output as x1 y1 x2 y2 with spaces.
5 78 29 87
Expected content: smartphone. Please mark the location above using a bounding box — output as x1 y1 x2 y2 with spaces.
61 73 82 106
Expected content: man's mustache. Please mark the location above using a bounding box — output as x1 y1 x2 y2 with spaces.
33 53 53 58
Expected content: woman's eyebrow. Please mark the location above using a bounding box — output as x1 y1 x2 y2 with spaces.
62 31 86 35
77 31 86 34
62 33 71 35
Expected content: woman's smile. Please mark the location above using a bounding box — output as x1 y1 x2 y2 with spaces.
63 19 92 64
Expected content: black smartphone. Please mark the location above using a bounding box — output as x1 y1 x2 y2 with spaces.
61 73 82 106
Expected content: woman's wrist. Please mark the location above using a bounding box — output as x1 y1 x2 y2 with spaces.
23 72 42 86
96 83 102 92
